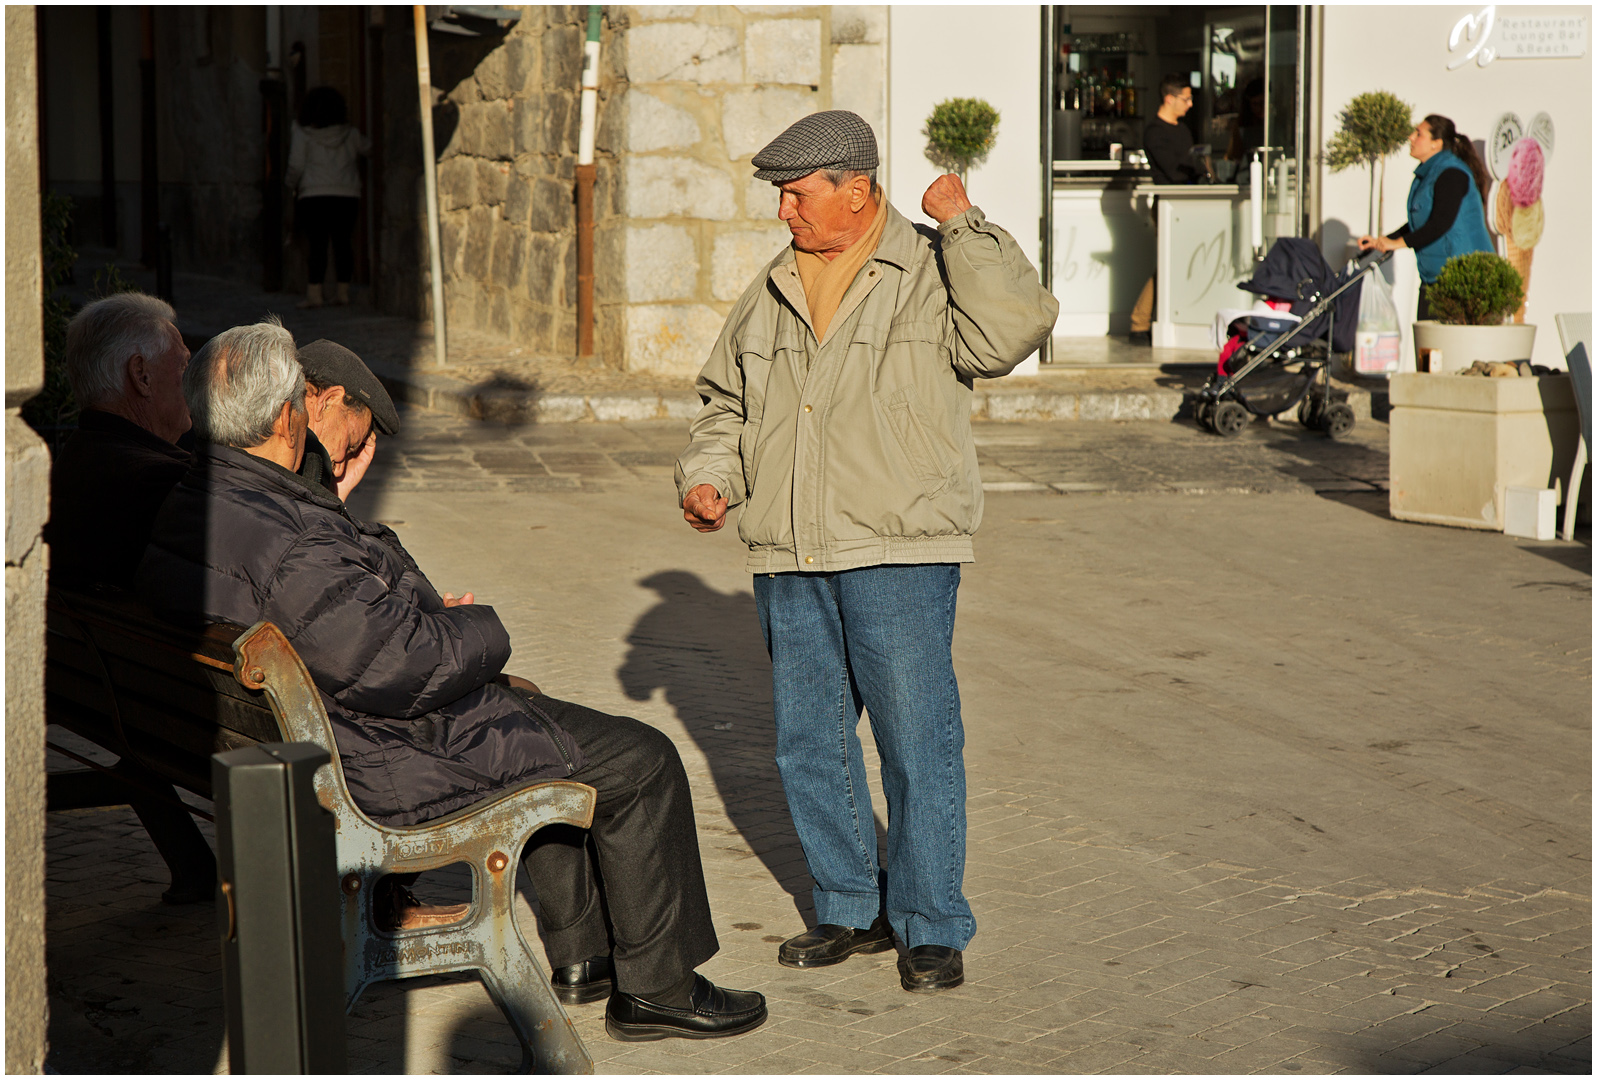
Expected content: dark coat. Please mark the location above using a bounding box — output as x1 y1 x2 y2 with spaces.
135 443 586 826
47 409 193 589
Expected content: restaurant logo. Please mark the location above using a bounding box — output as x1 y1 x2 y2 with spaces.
1448 6 1587 69
1447 6 1497 69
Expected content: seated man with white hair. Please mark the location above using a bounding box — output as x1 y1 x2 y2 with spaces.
135 319 768 1042
45 290 216 905
47 291 192 589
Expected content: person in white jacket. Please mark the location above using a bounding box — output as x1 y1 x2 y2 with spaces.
286 86 369 308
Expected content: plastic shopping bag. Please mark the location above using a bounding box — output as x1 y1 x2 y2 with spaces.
1354 264 1401 376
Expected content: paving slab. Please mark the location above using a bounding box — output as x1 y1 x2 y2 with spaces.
42 409 1589 1074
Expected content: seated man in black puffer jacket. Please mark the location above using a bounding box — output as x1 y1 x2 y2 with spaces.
135 318 766 1043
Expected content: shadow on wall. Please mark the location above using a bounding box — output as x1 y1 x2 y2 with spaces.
615 571 817 914
1319 216 1354 265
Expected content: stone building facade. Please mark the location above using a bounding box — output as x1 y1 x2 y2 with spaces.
612 5 887 376
37 6 893 375
420 4 888 375
406 5 621 359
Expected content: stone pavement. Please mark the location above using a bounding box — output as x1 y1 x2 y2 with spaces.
44 411 1590 1074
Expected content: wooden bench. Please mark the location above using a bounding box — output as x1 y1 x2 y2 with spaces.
46 587 599 1073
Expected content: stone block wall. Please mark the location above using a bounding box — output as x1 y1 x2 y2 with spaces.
387 6 628 360
615 5 887 376
374 5 887 374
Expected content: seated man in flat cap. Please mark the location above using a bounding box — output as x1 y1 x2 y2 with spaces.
138 319 768 1042
676 110 1059 994
294 338 401 502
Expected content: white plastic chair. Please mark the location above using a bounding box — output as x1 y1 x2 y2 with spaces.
1554 314 1591 541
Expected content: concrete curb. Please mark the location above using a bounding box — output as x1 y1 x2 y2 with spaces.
366 356 1381 425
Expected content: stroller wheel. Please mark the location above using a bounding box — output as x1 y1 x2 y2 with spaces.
1194 399 1215 431
1323 402 1356 439
1213 401 1248 438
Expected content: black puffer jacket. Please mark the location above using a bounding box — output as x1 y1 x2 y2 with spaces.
136 444 586 826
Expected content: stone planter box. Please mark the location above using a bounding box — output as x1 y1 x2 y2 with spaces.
1412 321 1537 373
1389 372 1579 530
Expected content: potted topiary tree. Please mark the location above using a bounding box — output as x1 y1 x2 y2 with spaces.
923 98 1000 186
1412 251 1535 373
1325 90 1413 235
1389 251 1576 532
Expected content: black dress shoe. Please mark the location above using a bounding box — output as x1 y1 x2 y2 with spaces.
777 915 895 968
1128 330 1153 346
550 955 613 1005
898 945 963 993
604 974 768 1041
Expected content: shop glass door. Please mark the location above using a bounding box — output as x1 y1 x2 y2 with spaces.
1259 6 1304 253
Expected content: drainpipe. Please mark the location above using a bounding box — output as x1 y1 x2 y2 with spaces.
413 5 447 367
575 6 601 358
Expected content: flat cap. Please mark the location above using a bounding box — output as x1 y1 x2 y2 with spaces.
297 339 400 436
751 110 879 183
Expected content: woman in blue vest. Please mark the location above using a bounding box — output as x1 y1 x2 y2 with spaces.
1358 114 1495 319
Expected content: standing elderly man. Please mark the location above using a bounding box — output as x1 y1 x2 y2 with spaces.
138 320 768 1042
675 110 1058 993
47 292 192 589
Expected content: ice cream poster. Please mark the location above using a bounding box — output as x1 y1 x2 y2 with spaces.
1487 111 1551 324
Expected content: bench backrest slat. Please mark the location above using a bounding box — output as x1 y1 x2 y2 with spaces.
46 590 286 799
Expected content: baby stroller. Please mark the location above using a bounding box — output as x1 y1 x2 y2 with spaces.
1194 239 1391 438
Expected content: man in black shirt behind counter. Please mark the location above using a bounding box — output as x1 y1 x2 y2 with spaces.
1130 74 1199 344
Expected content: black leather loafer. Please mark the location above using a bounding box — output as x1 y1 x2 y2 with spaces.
550 955 613 1005
777 915 895 968
604 974 767 1041
898 944 963 993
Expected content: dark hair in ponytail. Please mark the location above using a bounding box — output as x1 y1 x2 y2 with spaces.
1424 114 1492 200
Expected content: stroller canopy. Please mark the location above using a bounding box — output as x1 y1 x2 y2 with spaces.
1239 237 1334 303
1238 237 1363 354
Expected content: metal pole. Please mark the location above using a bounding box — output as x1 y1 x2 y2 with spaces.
1294 5 1308 239
1038 5 1055 366
139 6 158 267
413 6 447 367
96 9 117 249
575 6 600 359
261 7 286 293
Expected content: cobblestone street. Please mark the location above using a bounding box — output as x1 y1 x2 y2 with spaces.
45 410 1590 1074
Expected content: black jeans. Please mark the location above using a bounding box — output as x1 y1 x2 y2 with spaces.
298 195 359 284
520 695 719 997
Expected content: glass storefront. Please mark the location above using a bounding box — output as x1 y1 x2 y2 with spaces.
1044 6 1312 346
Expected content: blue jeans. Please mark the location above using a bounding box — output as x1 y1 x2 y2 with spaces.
754 564 975 950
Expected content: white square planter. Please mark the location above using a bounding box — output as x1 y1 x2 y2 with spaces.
1389 373 1579 530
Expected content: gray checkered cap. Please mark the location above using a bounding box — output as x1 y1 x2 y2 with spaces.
751 110 879 183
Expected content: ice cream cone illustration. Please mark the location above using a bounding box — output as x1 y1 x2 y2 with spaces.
1497 137 1544 323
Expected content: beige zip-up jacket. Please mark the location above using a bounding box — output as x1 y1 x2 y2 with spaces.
676 202 1060 574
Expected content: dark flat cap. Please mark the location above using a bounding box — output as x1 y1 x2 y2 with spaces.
297 339 400 436
751 110 879 183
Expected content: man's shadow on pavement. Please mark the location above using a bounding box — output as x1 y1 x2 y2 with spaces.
616 571 818 915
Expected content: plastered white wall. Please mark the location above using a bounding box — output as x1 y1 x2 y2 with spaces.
1317 5 1592 368
889 6 1045 370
